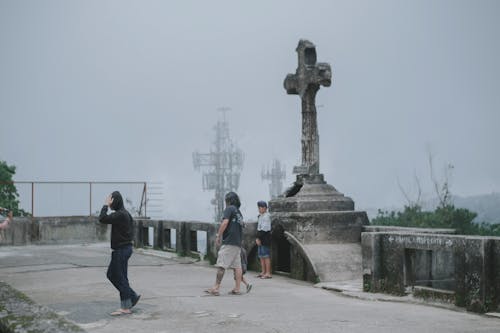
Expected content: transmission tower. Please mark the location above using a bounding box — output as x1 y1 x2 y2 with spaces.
193 108 244 222
261 159 286 199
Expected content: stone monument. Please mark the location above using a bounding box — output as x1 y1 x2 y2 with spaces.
269 40 368 283
271 39 354 213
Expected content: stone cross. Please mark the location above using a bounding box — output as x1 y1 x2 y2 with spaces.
284 39 331 175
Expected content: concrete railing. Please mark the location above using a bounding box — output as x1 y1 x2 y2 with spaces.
134 219 257 264
362 228 500 313
0 217 258 265
362 225 456 234
0 216 109 246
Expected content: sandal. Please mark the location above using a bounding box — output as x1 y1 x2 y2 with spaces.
204 289 220 296
255 273 264 278
260 275 272 279
246 283 252 293
110 309 132 316
228 290 242 295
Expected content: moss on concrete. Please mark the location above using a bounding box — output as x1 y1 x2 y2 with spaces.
0 281 84 333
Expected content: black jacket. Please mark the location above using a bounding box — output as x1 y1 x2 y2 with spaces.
99 191 133 250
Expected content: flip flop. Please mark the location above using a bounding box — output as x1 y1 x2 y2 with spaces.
204 289 220 296
228 290 242 295
260 276 272 279
255 273 264 278
110 309 132 316
246 283 253 293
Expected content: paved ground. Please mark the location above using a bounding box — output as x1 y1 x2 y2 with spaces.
0 243 499 333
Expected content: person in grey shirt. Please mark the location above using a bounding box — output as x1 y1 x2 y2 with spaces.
205 192 244 296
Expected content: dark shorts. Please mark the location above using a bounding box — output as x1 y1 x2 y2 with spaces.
258 245 270 258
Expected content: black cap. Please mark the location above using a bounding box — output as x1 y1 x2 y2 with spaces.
257 200 267 208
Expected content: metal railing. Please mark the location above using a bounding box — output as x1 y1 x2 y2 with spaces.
1 181 148 217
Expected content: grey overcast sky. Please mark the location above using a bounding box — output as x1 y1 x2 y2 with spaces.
1 0 499 220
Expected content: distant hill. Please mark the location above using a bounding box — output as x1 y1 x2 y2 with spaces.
451 193 500 224
363 192 500 225
421 192 500 224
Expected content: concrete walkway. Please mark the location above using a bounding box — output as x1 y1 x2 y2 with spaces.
0 243 499 333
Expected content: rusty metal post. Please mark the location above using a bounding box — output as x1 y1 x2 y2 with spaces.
144 182 147 218
89 182 92 217
31 182 34 217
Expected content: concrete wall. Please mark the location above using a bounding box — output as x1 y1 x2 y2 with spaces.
0 216 259 267
362 229 500 313
0 216 109 246
36 216 109 245
133 219 258 264
0 217 32 245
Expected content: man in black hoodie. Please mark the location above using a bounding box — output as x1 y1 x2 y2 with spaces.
99 191 140 316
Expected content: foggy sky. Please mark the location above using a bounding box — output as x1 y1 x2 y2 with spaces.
1 0 499 220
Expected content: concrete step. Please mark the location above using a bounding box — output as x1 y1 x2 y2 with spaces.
302 243 362 282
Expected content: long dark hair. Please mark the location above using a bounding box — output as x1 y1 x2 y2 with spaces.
225 192 241 208
110 191 124 211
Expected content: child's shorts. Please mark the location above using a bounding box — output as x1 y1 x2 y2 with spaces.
258 245 270 258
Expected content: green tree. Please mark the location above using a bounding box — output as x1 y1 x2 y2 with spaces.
0 160 29 216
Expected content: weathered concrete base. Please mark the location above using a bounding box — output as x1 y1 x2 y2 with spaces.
362 229 500 313
281 230 363 282
265 172 369 283
271 211 368 244
270 210 368 283
271 174 355 212
0 281 84 333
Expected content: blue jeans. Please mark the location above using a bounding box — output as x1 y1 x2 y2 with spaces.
107 245 138 309
258 245 270 258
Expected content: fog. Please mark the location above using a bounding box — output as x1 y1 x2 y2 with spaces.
1 0 499 220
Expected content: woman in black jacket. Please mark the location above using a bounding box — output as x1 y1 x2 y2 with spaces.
99 191 140 316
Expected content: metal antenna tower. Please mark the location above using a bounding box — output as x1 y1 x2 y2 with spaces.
261 159 286 199
193 108 244 222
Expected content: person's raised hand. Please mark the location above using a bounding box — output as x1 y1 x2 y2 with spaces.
105 195 114 207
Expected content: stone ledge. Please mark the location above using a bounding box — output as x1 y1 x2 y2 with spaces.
363 226 456 234
413 286 455 304
485 312 500 319
0 281 84 333
316 281 464 313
